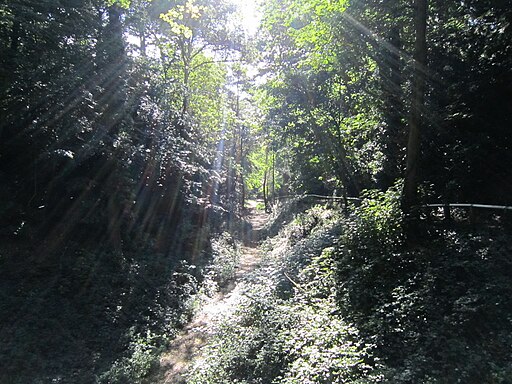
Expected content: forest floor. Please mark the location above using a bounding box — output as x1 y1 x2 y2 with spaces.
156 200 269 384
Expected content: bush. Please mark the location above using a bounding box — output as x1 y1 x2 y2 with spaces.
343 182 404 252
98 330 163 384
278 299 375 384
187 285 289 384
187 285 376 384
336 184 512 383
204 231 240 288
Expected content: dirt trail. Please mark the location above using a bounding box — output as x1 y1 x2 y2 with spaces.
157 202 268 384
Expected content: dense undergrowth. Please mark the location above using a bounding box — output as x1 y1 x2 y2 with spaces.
0 206 244 384
3 190 511 383
186 202 381 383
185 192 512 383
338 189 512 383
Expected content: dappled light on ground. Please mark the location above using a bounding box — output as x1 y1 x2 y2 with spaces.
157 202 268 383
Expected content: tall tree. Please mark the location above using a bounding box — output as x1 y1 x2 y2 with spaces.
159 0 238 116
402 0 428 212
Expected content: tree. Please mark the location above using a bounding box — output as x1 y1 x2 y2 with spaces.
402 0 428 213
159 0 239 115
0 0 251 381
259 0 382 197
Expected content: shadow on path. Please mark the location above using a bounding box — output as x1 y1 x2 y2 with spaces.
157 201 268 384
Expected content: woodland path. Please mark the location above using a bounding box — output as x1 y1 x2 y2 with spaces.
157 201 269 384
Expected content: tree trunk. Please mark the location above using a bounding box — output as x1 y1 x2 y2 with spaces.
271 147 276 205
263 146 269 212
379 21 404 189
240 128 245 210
140 24 147 57
182 65 190 115
179 38 191 116
403 0 428 213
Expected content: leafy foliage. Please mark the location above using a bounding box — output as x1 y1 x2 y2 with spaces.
0 0 250 382
205 231 241 287
2 0 512 382
187 204 378 384
259 0 512 206
343 182 404 251
337 193 512 383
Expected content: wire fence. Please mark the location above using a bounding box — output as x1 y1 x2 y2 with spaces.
274 194 361 203
274 194 512 212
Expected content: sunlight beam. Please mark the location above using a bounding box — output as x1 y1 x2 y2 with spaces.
230 0 261 36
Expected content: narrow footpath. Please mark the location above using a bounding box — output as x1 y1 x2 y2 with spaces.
157 201 269 384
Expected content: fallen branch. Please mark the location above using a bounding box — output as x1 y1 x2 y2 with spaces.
283 271 307 293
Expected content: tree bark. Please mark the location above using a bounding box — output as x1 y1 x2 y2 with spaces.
403 0 428 213
263 146 269 212
140 24 147 57
239 126 245 210
271 147 276 205
380 21 404 189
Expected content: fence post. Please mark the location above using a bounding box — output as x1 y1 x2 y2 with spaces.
443 203 451 222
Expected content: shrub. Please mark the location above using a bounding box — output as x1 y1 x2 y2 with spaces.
187 285 289 384
207 232 241 287
343 182 404 252
97 330 163 384
278 299 375 384
336 184 512 383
